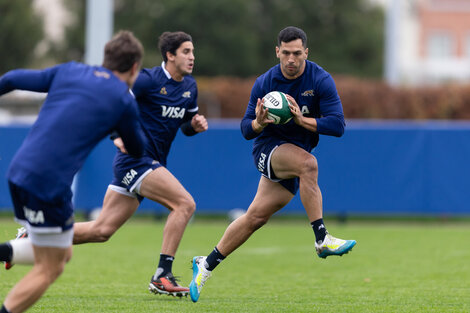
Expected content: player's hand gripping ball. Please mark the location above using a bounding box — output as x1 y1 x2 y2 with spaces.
262 91 293 124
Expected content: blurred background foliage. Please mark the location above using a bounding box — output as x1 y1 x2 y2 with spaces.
0 0 44 73
0 0 384 78
5 0 469 120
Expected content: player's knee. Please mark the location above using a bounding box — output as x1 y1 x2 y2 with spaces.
176 196 196 219
40 260 67 284
247 214 269 231
186 197 196 216
95 226 116 242
86 219 116 242
300 155 318 177
54 261 67 278
65 248 73 263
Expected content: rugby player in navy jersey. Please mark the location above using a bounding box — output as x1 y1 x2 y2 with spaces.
0 31 146 313
1 32 206 298
189 26 356 302
70 31 206 297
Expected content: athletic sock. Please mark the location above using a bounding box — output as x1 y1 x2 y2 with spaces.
9 238 34 265
154 254 174 279
0 242 13 262
311 218 327 243
1 304 11 313
205 246 225 271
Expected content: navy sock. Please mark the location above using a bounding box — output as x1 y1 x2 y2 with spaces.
1 304 11 313
0 242 13 263
205 246 225 271
155 254 174 278
311 219 327 243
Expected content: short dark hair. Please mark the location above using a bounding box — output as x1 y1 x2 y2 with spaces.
277 26 307 48
102 30 144 72
158 31 192 62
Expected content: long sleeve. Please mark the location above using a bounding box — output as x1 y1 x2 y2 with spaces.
240 79 263 140
0 65 61 95
180 110 198 136
315 75 345 137
240 117 259 140
115 99 147 158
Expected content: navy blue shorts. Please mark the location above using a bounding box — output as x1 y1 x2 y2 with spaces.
252 137 299 195
110 154 162 202
8 181 74 232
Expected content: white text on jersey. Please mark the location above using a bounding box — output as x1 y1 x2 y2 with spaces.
161 105 186 118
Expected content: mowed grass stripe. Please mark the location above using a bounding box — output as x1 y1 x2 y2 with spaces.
1 218 469 312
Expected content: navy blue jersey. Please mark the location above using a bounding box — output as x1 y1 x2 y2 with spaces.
0 62 146 203
240 61 345 152
114 64 198 166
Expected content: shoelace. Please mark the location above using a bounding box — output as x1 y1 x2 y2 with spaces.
167 275 183 287
324 235 346 250
198 266 211 287
16 227 28 239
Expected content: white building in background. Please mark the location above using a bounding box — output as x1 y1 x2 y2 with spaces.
0 0 113 123
33 0 71 56
33 0 113 66
0 0 70 124
381 0 470 85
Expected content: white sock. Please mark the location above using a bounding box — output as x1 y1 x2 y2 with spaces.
9 238 34 265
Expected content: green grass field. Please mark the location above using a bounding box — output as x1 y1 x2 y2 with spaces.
1 216 469 312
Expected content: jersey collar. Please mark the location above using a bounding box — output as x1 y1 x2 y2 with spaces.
161 61 171 79
161 61 184 81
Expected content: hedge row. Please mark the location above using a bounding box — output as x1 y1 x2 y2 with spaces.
196 76 470 120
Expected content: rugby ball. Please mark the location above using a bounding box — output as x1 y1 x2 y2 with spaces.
262 91 293 124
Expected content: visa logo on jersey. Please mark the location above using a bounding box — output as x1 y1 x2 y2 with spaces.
161 105 186 118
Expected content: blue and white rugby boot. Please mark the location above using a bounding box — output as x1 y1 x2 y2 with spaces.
315 233 356 259
189 256 211 303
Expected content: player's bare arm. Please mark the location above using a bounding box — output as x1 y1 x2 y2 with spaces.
191 114 208 132
286 94 318 132
252 98 273 132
